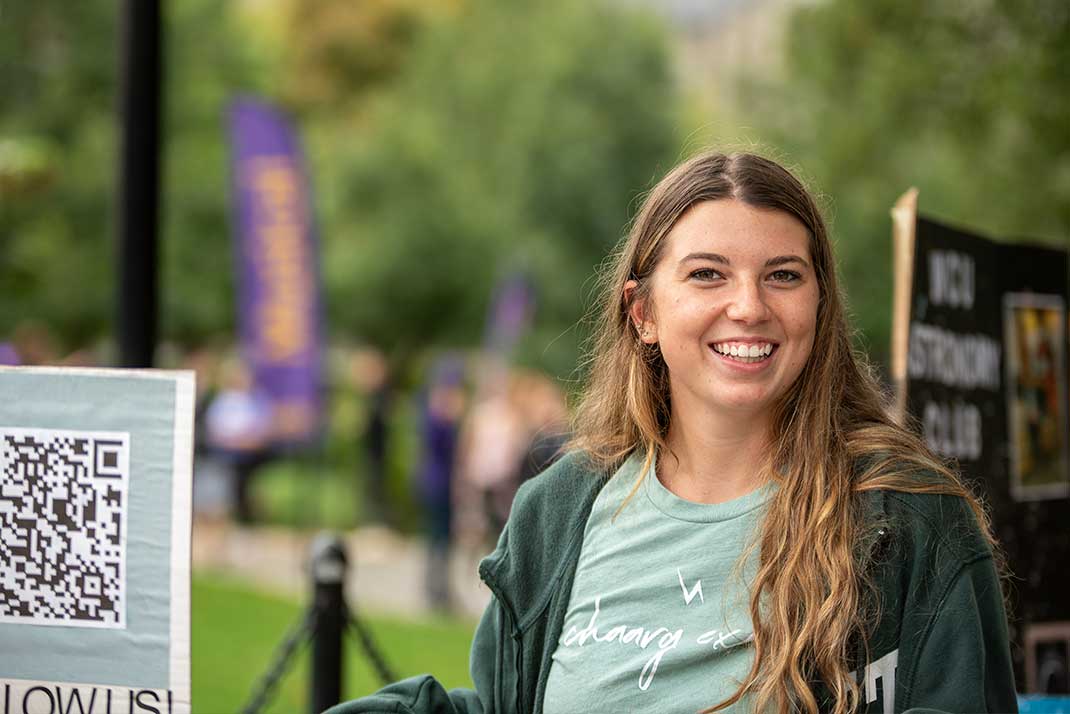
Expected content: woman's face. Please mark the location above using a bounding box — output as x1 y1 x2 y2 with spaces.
628 199 819 422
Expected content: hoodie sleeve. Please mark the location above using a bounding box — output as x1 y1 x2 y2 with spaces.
322 602 501 714
899 554 1017 713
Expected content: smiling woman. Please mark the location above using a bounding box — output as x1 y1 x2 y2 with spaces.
328 152 1017 714
626 199 819 485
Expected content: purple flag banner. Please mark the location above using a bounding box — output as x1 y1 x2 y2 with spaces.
484 272 534 355
228 98 324 447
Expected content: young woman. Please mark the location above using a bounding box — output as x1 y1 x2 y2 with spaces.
329 152 1016 713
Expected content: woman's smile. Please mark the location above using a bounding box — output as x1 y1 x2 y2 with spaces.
709 340 778 367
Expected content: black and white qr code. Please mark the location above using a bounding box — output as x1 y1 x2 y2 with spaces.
0 428 129 628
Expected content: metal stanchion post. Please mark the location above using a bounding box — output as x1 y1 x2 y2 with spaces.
310 533 347 714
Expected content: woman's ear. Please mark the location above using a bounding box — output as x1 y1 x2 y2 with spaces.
624 279 657 344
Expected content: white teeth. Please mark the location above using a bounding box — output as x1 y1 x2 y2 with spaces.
712 341 776 363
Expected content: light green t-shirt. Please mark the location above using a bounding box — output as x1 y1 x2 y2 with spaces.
542 453 773 713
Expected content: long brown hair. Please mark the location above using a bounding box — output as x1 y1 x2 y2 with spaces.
570 151 997 714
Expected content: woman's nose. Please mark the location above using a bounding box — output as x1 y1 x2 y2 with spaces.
724 281 770 323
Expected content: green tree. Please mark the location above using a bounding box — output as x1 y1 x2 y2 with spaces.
0 2 119 348
0 2 276 350
320 0 680 376
279 0 454 115
740 0 1070 361
161 0 279 343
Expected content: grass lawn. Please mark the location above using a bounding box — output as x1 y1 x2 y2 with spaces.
193 572 475 714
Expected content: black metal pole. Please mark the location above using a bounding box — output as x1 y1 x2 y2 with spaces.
310 534 346 713
117 0 162 368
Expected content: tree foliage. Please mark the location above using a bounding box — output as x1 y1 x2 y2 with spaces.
1 0 679 377
0 2 119 346
279 0 454 114
160 0 279 343
740 0 1070 360
320 0 679 374
0 1 273 349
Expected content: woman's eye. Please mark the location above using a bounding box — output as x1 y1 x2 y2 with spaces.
689 268 723 281
769 269 801 283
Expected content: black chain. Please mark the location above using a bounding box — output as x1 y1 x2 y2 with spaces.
241 604 319 714
346 605 396 685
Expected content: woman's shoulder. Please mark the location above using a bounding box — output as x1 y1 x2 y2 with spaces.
511 449 610 511
859 484 994 565
478 451 611 611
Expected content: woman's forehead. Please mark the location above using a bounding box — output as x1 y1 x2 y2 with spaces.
661 199 812 263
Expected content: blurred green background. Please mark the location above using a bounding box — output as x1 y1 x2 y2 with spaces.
2 0 1068 711
4 0 1066 369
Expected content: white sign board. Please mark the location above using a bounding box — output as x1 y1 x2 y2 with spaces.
0 367 193 714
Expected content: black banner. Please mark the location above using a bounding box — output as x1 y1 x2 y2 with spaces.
906 217 1070 691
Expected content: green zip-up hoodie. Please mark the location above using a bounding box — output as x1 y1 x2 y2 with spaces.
328 451 1017 714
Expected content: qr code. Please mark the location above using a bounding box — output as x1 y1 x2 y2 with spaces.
0 428 129 628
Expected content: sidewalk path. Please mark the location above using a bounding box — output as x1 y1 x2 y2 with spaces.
192 519 492 619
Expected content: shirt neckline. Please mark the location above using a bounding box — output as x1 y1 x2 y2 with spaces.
639 452 775 523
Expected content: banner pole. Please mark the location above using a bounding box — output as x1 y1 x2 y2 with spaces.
890 188 919 423
117 0 162 368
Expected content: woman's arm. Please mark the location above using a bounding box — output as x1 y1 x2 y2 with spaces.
897 554 1017 713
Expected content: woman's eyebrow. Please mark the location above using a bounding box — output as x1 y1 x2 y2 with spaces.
680 252 730 265
765 255 810 268
678 253 810 268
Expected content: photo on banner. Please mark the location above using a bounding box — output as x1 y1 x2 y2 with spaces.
1003 293 1070 501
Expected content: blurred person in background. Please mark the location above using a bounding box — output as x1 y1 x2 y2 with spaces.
330 151 1014 713
418 356 466 612
182 345 223 446
514 370 570 484
455 374 527 547
204 356 274 524
351 347 394 526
